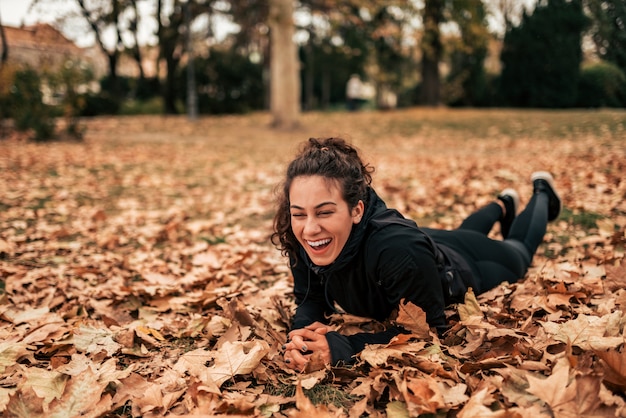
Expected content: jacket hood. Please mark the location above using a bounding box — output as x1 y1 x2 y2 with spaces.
300 187 387 276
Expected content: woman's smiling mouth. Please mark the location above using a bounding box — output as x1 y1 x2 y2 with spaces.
307 238 332 251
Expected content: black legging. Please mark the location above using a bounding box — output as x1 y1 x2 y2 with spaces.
422 191 550 294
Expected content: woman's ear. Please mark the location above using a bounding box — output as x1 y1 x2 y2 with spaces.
352 200 365 224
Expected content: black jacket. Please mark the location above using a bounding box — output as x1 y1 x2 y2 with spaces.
290 188 470 365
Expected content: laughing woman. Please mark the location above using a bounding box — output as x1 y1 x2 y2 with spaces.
272 137 561 371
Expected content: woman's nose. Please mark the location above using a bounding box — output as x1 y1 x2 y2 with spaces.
303 217 321 235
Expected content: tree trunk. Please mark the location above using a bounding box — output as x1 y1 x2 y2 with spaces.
0 10 8 65
157 0 184 115
164 56 179 114
107 53 120 98
419 0 444 106
304 40 314 111
129 0 145 82
268 0 300 129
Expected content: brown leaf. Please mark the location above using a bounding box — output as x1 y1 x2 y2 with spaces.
457 288 483 321
395 373 445 416
207 340 270 387
596 348 626 391
46 367 111 418
540 313 624 351
395 299 430 338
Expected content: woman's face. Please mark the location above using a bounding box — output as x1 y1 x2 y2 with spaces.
289 175 364 266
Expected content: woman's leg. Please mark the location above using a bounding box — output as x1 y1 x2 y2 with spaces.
426 228 528 294
428 172 561 294
458 189 519 238
505 172 562 265
457 202 502 235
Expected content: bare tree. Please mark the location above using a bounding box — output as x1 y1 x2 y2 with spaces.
268 0 300 129
75 0 126 99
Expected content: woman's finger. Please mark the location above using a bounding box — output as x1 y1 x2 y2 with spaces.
285 348 309 371
285 334 309 352
289 328 323 343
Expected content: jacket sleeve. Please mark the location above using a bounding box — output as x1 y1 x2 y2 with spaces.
373 236 447 333
290 257 334 330
326 328 403 365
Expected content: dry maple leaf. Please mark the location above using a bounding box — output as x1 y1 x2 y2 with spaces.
18 367 68 409
0 341 30 374
206 340 270 387
394 372 445 416
395 299 431 338
70 325 122 357
359 335 428 368
7 367 111 418
540 313 625 351
596 348 626 392
525 357 616 417
457 288 483 321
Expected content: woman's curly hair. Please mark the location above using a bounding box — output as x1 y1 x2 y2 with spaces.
271 137 374 260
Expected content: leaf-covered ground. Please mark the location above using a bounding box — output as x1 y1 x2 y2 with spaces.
1 109 625 417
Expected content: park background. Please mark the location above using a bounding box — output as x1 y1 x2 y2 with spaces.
0 0 625 138
1 0 626 417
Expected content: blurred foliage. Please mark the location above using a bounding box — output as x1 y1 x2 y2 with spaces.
0 59 99 141
585 0 626 76
577 60 626 108
444 0 490 106
0 63 18 136
180 48 264 114
48 60 95 138
6 0 626 128
120 97 164 115
8 67 55 141
500 0 589 108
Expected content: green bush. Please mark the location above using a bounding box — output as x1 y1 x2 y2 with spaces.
80 93 121 116
499 0 588 108
10 68 55 141
120 97 164 115
577 61 626 108
182 49 265 115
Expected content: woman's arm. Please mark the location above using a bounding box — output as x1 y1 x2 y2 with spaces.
290 258 333 329
378 241 447 333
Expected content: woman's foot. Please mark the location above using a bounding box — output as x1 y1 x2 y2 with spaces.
497 188 519 239
531 171 562 221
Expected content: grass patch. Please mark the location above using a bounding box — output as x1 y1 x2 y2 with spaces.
560 207 604 230
200 235 227 245
266 382 360 409
120 97 164 115
27 196 53 211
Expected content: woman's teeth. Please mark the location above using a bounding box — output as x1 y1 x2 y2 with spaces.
308 238 331 248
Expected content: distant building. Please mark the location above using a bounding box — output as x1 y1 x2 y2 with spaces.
0 23 157 78
1 23 105 73
0 23 107 103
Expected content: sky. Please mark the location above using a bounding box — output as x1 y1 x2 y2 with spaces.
0 0 37 27
1 0 542 49
0 0 236 48
0 0 159 48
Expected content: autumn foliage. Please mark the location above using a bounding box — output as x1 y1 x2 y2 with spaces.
1 109 625 417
